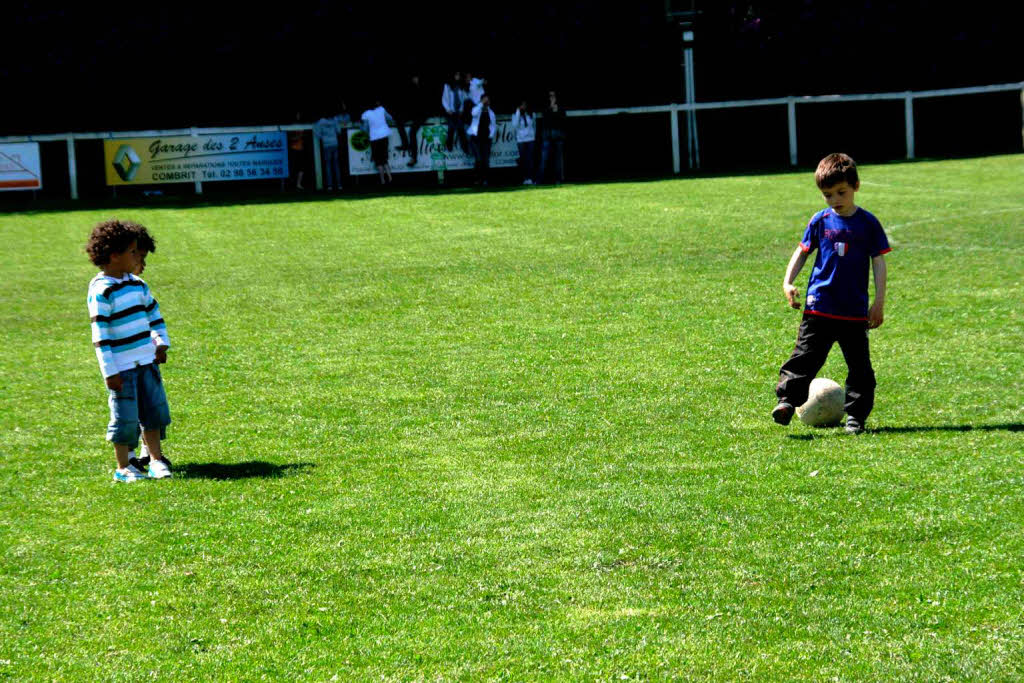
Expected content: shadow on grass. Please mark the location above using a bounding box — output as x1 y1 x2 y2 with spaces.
869 423 1022 435
787 422 1023 440
178 461 316 480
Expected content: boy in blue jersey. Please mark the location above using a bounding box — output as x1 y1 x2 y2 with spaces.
86 219 174 482
772 153 891 434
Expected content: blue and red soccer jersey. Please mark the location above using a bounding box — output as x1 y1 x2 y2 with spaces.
799 207 891 321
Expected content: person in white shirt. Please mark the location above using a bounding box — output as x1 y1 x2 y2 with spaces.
511 100 536 185
467 72 486 105
361 100 394 184
468 93 497 186
441 71 469 154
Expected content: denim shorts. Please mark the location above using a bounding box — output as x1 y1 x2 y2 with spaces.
106 363 171 446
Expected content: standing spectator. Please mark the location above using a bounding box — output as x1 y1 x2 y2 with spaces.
334 101 353 180
540 89 566 184
511 100 536 185
395 74 430 167
468 93 497 186
287 111 307 191
461 72 476 128
361 98 394 184
334 100 352 128
467 72 486 105
441 71 469 154
313 112 342 191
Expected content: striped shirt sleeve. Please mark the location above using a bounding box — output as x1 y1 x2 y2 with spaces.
88 285 118 378
142 282 170 349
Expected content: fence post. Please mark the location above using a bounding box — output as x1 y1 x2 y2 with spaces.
312 131 323 190
904 92 915 160
787 98 798 166
670 106 681 174
191 127 202 195
66 135 78 200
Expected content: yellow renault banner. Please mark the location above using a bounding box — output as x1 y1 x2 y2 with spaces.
103 132 288 185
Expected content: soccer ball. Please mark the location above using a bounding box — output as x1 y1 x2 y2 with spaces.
797 378 845 427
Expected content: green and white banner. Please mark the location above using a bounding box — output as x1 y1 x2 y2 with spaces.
347 123 519 175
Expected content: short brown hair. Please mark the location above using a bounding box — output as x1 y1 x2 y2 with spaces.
85 219 142 267
815 153 859 189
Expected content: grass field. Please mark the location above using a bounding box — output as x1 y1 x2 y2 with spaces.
1 155 1022 680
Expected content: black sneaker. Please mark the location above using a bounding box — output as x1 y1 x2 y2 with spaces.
845 417 865 435
772 402 794 425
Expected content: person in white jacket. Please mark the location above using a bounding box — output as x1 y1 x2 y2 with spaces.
441 71 469 154
468 93 497 185
511 100 536 185
467 72 486 105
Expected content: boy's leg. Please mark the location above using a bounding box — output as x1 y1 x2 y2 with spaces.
114 443 133 469
107 368 140 459
777 315 835 408
837 324 876 421
137 364 171 462
142 429 165 460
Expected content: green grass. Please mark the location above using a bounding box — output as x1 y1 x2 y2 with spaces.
1 155 1022 680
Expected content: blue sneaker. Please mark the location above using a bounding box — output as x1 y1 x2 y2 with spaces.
113 463 149 483
148 458 173 479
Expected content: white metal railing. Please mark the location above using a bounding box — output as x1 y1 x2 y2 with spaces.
566 82 1024 173
2 81 1021 199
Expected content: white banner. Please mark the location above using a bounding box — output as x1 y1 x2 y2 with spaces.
346 122 519 175
0 143 42 191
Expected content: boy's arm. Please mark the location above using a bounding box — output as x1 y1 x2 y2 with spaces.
88 289 121 388
142 285 171 359
783 246 809 309
868 254 887 329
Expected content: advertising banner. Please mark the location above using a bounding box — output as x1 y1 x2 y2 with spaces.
103 132 288 186
347 122 519 176
0 143 43 191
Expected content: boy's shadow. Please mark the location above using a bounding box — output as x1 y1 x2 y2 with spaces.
788 422 1022 440
869 422 1022 435
177 461 316 480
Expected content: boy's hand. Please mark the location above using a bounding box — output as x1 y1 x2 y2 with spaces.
783 283 801 309
155 346 168 364
868 302 885 329
105 374 123 392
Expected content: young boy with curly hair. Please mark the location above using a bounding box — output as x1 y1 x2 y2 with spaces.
85 219 173 481
772 153 891 434
124 224 171 474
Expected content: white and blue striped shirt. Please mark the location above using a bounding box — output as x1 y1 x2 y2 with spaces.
87 272 169 378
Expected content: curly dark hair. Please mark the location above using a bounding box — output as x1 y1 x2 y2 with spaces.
134 224 157 254
85 219 144 267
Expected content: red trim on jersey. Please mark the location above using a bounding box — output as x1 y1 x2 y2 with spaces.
876 247 892 255
804 309 868 322
799 242 811 253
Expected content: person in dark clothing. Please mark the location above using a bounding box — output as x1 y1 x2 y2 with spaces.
394 74 431 167
468 93 496 185
539 89 566 184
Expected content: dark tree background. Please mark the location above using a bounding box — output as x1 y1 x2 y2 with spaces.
3 2 1020 135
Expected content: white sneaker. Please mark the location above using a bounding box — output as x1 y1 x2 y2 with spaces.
148 458 173 479
113 464 149 483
